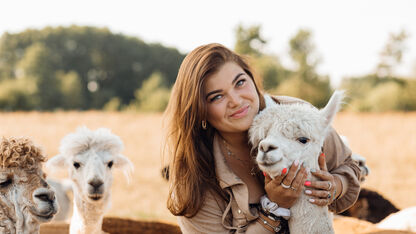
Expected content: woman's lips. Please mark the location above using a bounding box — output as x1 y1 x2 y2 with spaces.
230 105 249 119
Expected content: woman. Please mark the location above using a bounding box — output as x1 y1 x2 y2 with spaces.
165 43 360 233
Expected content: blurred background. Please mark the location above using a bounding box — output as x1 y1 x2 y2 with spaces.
0 0 415 232
0 0 415 112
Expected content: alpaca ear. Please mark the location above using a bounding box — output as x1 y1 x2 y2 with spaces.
320 90 344 128
264 94 277 108
113 154 134 184
46 154 68 172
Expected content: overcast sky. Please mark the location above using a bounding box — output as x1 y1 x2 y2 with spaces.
1 0 415 86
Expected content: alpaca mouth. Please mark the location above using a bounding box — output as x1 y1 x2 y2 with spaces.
88 194 103 201
31 210 56 222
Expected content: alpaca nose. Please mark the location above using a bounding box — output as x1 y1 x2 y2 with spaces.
34 190 55 203
88 179 104 192
259 141 277 153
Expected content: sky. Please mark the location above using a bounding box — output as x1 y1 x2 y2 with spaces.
1 0 415 86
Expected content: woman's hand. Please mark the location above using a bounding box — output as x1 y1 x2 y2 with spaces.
305 153 339 206
264 160 308 209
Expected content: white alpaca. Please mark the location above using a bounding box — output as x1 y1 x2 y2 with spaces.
249 91 344 234
46 127 134 234
376 206 416 231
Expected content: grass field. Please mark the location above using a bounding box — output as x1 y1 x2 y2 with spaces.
1 111 415 225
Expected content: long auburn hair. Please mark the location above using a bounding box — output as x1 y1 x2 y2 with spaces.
165 43 264 217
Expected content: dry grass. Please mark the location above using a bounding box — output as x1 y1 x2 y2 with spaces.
1 111 416 229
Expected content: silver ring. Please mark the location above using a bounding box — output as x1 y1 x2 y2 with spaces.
327 193 331 199
281 182 291 189
290 186 296 191
327 181 332 191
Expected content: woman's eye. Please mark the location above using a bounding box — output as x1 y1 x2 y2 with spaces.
236 79 246 87
210 94 223 102
73 162 81 169
0 178 12 188
297 137 310 144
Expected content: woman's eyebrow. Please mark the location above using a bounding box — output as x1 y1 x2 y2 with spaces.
205 73 245 100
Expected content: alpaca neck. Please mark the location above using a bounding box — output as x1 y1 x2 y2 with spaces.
289 192 334 234
70 193 110 234
0 189 41 234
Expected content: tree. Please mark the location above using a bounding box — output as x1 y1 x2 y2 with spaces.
126 72 170 112
376 30 409 77
273 29 332 107
234 24 267 56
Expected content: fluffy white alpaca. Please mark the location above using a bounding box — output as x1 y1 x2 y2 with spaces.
46 127 134 234
249 91 344 234
376 206 416 231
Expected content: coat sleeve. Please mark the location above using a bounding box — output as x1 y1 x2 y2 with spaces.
177 191 273 234
324 127 361 213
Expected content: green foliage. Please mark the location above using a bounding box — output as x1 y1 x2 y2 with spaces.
57 71 84 109
0 25 184 111
103 97 122 111
126 72 170 112
234 24 266 56
376 30 409 77
0 77 38 110
341 75 416 111
272 76 332 108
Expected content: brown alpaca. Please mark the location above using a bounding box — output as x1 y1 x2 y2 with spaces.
0 137 58 234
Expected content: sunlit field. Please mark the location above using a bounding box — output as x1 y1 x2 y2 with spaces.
1 111 415 230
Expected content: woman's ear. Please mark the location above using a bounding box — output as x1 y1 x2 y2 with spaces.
113 154 134 183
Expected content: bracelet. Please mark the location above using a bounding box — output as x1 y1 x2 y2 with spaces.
258 212 282 233
260 195 291 220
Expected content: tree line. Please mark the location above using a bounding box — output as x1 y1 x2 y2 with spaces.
0 25 414 112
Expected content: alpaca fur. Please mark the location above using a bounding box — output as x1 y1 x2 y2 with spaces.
46 127 134 234
377 206 416 231
0 137 57 234
249 91 344 234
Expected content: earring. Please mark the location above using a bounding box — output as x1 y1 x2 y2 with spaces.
202 120 207 130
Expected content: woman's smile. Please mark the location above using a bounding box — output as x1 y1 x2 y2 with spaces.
230 105 250 119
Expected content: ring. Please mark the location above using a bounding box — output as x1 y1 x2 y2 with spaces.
327 193 331 199
327 181 332 191
281 182 291 189
290 187 296 191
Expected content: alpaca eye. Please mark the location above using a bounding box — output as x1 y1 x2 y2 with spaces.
297 137 310 144
0 178 12 188
73 162 81 169
107 161 113 169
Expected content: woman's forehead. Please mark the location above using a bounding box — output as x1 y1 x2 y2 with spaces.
203 62 245 91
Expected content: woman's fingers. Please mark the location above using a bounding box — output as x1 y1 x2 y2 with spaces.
311 169 332 181
306 180 332 191
290 165 307 191
308 198 331 206
318 152 328 171
305 188 331 199
281 160 300 187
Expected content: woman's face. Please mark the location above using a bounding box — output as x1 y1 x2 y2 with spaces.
203 62 260 134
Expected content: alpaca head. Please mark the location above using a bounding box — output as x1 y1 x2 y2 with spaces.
249 91 343 178
47 127 133 204
0 137 57 233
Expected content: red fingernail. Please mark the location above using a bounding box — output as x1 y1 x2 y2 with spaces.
282 168 287 175
304 181 311 186
321 152 325 157
263 171 267 177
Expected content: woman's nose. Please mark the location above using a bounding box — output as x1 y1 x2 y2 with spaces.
228 92 242 107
